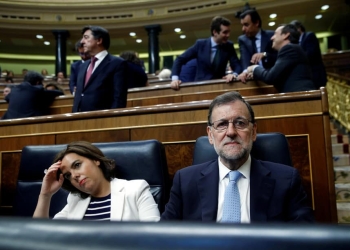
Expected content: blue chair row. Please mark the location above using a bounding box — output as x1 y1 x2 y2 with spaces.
13 133 292 218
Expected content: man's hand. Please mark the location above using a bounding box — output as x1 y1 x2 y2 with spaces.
222 74 236 83
237 72 249 83
250 52 265 65
170 80 182 90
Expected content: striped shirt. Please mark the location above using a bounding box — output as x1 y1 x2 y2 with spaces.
83 194 111 221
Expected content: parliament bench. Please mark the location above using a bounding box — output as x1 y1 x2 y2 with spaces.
0 218 349 250
0 89 336 223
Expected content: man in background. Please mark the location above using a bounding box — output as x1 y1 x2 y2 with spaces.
72 25 127 112
237 9 277 83
69 41 91 95
2 71 63 119
247 24 315 93
170 16 242 90
290 20 327 89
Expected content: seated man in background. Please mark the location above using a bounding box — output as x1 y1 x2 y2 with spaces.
3 85 12 99
290 20 327 89
247 24 316 93
170 16 242 90
120 50 148 88
161 91 314 223
2 71 63 119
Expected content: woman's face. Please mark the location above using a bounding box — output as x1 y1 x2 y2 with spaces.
60 153 109 197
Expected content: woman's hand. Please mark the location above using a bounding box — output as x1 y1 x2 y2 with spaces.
40 161 64 197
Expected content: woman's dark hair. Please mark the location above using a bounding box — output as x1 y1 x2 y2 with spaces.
120 51 142 65
53 141 115 199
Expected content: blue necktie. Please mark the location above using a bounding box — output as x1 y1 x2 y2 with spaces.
221 171 242 223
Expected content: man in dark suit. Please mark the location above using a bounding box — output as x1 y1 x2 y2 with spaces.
170 16 242 90
290 20 327 89
2 71 63 119
72 25 127 112
161 91 314 222
247 24 316 93
237 9 277 83
69 41 91 95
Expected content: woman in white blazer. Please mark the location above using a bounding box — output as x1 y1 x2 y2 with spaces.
33 141 160 221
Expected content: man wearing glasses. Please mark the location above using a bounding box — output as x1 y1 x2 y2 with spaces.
161 91 313 223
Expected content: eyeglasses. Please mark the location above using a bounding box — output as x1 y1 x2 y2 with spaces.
210 118 252 131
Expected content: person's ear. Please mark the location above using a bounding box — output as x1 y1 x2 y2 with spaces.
207 126 214 145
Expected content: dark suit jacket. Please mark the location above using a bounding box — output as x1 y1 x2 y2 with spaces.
2 82 63 119
69 60 84 94
161 158 314 222
300 32 327 88
172 38 242 81
125 62 148 89
238 30 277 70
179 59 197 83
253 43 316 93
72 53 128 112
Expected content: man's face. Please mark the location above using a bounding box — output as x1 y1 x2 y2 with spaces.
78 46 90 60
271 26 287 51
3 87 11 98
80 29 100 55
241 14 259 38
207 101 257 168
213 25 230 44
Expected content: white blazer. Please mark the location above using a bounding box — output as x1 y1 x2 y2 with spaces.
53 178 160 221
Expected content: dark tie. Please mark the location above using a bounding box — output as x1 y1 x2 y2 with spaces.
212 45 221 72
221 171 242 223
251 37 257 54
85 56 98 86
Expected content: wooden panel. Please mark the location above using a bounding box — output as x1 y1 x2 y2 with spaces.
1 152 21 208
56 130 130 144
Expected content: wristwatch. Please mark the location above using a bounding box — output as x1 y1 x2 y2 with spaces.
263 52 267 57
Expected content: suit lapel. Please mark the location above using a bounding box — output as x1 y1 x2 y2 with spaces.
78 60 89 90
205 38 213 65
197 160 219 221
110 178 125 221
260 30 268 54
250 158 275 222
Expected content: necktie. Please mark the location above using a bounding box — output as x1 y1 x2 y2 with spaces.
251 37 257 54
84 57 98 86
221 171 242 223
212 45 221 72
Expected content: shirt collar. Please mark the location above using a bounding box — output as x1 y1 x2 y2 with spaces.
255 29 262 40
94 50 108 61
211 37 219 48
218 155 251 181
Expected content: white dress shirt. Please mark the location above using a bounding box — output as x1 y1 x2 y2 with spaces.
216 155 251 223
87 50 108 74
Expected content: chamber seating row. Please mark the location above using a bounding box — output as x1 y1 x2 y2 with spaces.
14 133 292 218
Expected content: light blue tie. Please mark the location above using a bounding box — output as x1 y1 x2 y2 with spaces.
221 171 242 223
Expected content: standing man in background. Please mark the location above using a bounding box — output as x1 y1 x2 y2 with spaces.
69 41 91 95
170 16 242 90
237 9 277 83
290 20 327 89
72 25 127 112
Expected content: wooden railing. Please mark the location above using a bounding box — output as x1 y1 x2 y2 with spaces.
0 89 336 223
0 79 277 116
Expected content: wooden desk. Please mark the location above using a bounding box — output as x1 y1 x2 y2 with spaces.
0 89 336 223
0 79 277 116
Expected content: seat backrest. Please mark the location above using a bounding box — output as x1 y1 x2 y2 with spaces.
192 133 293 166
14 140 169 217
